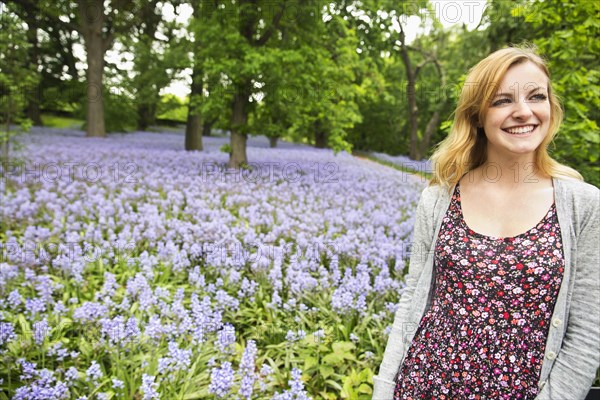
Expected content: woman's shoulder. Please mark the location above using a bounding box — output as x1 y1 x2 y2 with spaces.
554 177 599 224
422 182 454 198
419 182 454 210
554 176 600 203
420 183 442 201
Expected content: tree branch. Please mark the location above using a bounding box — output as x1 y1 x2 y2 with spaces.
254 2 286 46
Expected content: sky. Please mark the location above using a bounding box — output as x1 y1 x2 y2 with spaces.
93 1 487 99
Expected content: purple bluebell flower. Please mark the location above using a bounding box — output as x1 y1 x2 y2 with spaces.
258 363 274 391
85 361 103 384
48 342 69 361
12 373 70 399
140 374 159 400
25 297 46 317
112 378 124 389
238 340 258 399
35 275 58 303
65 367 79 385
33 318 50 345
208 361 234 398
216 323 236 353
157 341 192 376
144 314 165 341
214 289 240 312
73 302 108 322
52 300 68 316
19 359 38 380
8 289 22 309
97 272 118 299
272 368 312 400
0 322 16 348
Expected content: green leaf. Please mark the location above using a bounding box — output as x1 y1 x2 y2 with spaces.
332 341 355 355
319 365 335 378
322 353 343 365
304 356 319 371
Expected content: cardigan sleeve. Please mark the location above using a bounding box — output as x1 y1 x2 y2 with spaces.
536 187 600 400
372 186 436 399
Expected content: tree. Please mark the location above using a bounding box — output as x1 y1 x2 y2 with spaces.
184 0 207 151
523 0 600 186
128 0 164 131
18 0 140 137
0 5 38 161
5 0 43 125
251 1 368 153
195 0 287 167
121 1 188 131
4 0 83 126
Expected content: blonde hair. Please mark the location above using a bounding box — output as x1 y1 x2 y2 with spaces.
429 45 583 193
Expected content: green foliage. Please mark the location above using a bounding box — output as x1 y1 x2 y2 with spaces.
40 114 84 129
0 7 39 160
220 143 232 154
156 94 188 122
522 0 600 187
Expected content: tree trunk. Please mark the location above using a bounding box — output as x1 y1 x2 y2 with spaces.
230 131 248 168
396 20 420 160
185 62 203 151
25 12 42 126
137 103 156 131
202 120 213 136
134 0 161 132
26 84 42 126
79 0 106 137
420 109 441 160
400 48 419 160
185 113 202 151
419 58 447 160
314 130 327 149
2 101 11 162
269 136 278 148
1 139 8 163
228 86 249 168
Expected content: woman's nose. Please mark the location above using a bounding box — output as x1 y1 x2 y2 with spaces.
512 99 534 119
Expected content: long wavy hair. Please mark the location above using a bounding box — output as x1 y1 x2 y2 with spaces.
429 45 583 194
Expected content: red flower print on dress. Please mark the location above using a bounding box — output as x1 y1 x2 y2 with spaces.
394 182 564 400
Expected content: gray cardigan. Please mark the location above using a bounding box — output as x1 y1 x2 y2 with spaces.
373 176 600 400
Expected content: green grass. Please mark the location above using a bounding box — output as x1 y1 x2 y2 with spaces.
41 113 84 130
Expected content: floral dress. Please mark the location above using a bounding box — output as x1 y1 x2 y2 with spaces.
393 181 564 400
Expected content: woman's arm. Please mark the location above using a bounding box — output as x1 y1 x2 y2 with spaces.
372 187 436 399
536 190 600 400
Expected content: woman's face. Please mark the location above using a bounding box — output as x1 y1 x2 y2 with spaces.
482 61 551 163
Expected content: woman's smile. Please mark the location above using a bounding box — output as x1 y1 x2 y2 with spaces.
501 124 539 137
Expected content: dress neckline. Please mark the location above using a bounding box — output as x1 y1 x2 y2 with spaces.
455 181 556 242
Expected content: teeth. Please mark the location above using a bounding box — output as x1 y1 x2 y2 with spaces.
505 125 535 134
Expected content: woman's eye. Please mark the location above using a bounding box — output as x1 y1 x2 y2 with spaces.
530 93 548 101
491 98 511 106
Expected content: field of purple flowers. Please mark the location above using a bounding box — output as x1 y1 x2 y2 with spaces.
0 128 427 399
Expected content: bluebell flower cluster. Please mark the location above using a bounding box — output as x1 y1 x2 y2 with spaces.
1 128 426 398
208 361 235 398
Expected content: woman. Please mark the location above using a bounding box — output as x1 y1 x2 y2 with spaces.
373 46 599 400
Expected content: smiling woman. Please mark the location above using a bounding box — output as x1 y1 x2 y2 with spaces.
373 46 600 400
482 61 551 166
